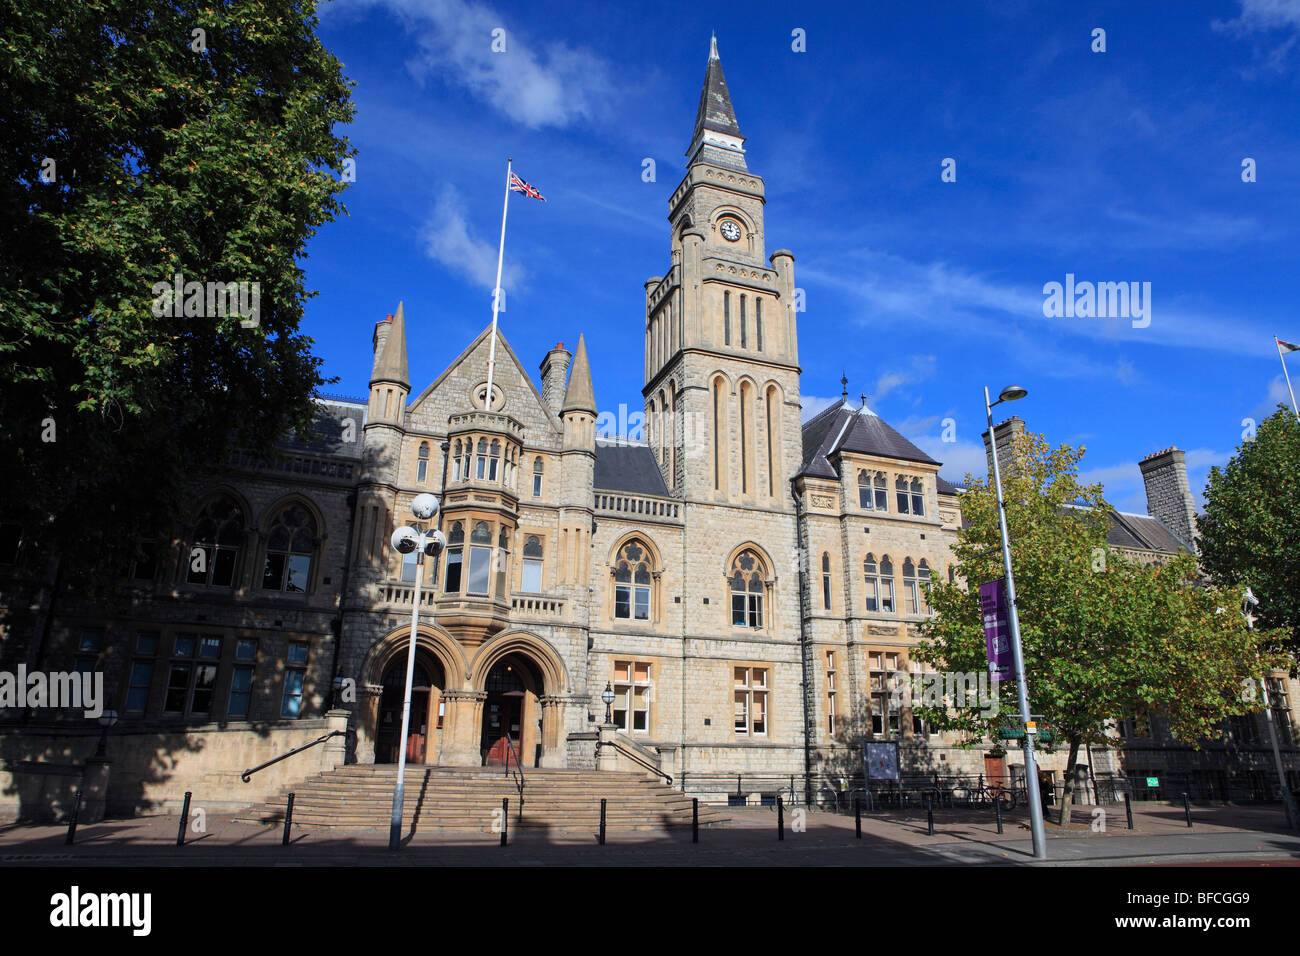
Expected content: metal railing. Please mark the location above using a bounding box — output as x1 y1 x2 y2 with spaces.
502 732 525 803
240 730 344 783
598 739 673 786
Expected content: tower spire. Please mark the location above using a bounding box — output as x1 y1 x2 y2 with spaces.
562 334 597 415
371 300 409 389
687 35 746 169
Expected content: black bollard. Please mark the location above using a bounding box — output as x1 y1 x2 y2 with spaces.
177 791 192 846
599 798 606 845
1124 793 1134 830
777 796 785 840
855 797 862 839
692 798 699 844
501 798 508 846
282 792 295 846
1183 792 1193 828
65 789 82 846
925 792 935 836
995 793 1004 834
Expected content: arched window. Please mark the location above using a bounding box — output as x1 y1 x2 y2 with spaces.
187 495 244 587
452 440 462 482
461 441 471 481
821 552 832 610
756 298 763 352
443 521 464 592
730 550 766 628
879 555 896 613
712 376 727 492
467 520 492 595
614 540 652 621
532 457 543 497
739 294 747 349
417 441 429 483
475 438 488 480
495 525 510 597
910 478 925 516
873 473 888 510
738 381 753 494
858 470 873 509
896 476 911 514
488 439 501 481
863 554 879 612
723 290 731 346
765 386 777 497
918 559 932 614
903 558 918 614
522 535 544 592
262 504 317 592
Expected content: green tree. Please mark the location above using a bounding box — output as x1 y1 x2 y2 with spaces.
1198 405 1300 655
915 432 1285 823
0 0 354 578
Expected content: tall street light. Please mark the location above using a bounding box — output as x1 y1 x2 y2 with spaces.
1242 588 1298 830
984 384 1048 860
387 492 446 850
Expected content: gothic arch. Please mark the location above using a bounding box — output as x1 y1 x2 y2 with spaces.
363 623 469 691
607 531 663 572
257 492 326 539
710 204 756 236
469 629 569 695
723 541 776 581
191 485 254 528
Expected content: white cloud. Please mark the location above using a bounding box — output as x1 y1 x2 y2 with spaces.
1213 1 1300 71
330 0 615 128
800 394 842 422
421 185 525 290
867 354 937 406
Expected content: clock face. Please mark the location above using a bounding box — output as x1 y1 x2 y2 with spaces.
719 219 741 242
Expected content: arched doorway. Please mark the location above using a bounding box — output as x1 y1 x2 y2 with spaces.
481 655 542 766
376 652 445 765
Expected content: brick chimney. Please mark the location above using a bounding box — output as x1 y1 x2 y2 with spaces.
1139 447 1198 552
539 342 571 416
981 416 1025 480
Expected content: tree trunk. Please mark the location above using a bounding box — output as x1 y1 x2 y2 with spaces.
1057 735 1081 826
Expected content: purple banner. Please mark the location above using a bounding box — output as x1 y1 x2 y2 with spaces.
980 579 1014 682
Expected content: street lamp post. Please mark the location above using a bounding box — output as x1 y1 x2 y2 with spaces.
984 384 1048 861
387 493 446 851
94 709 119 758
1242 588 1298 830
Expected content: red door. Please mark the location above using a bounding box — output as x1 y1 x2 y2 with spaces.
405 690 429 764
483 693 523 765
984 754 1007 795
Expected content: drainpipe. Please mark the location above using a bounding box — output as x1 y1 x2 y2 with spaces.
792 480 814 806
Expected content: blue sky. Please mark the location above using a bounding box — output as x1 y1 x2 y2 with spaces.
303 0 1300 513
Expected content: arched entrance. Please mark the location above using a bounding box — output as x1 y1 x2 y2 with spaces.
376 652 446 765
480 654 542 766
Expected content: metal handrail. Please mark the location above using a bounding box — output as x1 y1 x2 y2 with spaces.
598 739 673 785
241 730 344 783
502 731 525 802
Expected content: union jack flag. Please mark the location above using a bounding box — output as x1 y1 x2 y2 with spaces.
509 171 546 201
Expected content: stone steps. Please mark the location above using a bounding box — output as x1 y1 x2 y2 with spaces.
234 765 729 832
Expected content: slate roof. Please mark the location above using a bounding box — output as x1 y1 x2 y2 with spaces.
279 398 367 460
799 401 940 479
594 442 670 496
692 36 743 144
1110 511 1192 554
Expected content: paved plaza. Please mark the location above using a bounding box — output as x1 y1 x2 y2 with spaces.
2 802 1297 867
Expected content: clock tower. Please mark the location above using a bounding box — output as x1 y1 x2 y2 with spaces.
643 35 802 506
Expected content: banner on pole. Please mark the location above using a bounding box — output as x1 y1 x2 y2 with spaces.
980 579 1014 681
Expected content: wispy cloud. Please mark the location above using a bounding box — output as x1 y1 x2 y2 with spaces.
800 394 842 422
421 185 525 291
867 354 937 406
330 0 617 128
1213 0 1300 72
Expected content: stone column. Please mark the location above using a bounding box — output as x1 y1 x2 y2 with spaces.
322 709 349 771
356 683 382 764
440 690 486 766
539 696 567 768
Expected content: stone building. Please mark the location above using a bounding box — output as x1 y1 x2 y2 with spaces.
0 37 1295 820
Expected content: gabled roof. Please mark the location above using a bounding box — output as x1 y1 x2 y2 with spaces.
799 401 940 479
594 442 670 496
1111 511 1193 554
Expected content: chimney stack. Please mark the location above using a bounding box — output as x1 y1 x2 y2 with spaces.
981 416 1025 480
371 313 394 377
1138 447 1198 552
540 342 571 417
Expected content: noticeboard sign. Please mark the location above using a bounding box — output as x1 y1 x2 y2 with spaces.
863 740 900 781
1146 777 1159 788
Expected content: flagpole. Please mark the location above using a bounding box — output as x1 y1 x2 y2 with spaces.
485 158 512 410
1278 337 1300 420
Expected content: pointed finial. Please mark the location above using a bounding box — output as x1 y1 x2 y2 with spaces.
710 32 719 60
861 392 867 409
841 371 848 398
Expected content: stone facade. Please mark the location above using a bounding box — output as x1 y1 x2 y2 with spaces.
0 38 1295 819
